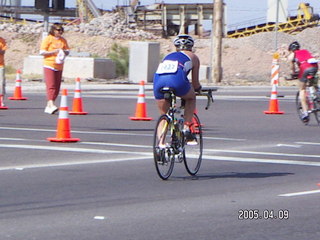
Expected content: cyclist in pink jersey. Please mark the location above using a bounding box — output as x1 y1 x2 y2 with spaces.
288 41 318 122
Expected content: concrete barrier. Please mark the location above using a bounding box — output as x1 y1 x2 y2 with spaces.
23 55 116 79
129 41 160 83
199 65 210 82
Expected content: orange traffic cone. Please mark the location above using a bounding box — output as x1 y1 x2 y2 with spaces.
129 80 153 121
69 77 88 115
0 94 8 109
264 81 284 114
8 69 27 100
47 89 80 142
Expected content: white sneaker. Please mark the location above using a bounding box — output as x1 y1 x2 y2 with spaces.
44 105 58 114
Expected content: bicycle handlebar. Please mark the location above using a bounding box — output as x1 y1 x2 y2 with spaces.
196 87 218 110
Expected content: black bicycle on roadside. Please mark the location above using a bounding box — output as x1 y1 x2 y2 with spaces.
153 87 216 180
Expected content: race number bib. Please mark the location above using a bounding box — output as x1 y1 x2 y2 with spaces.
156 60 178 74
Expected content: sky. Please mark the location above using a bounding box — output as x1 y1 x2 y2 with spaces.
18 0 320 28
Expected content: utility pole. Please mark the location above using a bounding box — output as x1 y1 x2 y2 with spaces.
211 0 223 83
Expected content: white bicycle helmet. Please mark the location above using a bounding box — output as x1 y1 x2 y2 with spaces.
173 34 194 50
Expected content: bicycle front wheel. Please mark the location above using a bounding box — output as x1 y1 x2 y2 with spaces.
183 113 203 175
153 114 175 180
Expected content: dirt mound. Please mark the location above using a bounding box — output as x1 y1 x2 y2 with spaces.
2 22 319 86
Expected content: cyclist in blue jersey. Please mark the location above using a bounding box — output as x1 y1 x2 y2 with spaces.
153 34 202 142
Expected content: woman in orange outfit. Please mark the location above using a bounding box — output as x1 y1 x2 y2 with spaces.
40 23 70 114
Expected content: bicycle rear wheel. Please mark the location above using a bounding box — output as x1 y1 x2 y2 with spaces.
312 99 320 125
295 91 309 125
153 114 175 180
183 113 203 175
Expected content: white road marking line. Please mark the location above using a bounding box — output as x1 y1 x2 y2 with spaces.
278 190 320 197
0 137 29 141
0 126 151 137
0 144 151 155
277 144 302 148
0 128 246 142
203 155 320 167
0 156 152 171
205 149 320 158
82 141 152 148
203 137 246 141
296 141 320 146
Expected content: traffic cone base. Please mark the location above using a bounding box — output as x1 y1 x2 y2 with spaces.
264 110 284 114
47 137 80 142
129 80 152 121
129 116 153 121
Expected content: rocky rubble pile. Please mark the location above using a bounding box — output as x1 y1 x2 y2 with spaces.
65 12 159 40
0 12 159 40
194 28 320 85
2 11 320 85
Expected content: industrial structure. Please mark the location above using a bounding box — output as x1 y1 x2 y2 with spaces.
0 1 319 38
227 3 320 38
118 2 214 36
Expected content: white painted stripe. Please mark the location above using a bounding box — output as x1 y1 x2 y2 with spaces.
0 155 152 171
203 136 246 141
296 141 320 146
1 142 319 168
0 144 151 155
277 144 302 148
0 137 29 141
59 110 69 119
0 127 246 142
82 141 152 148
0 126 151 136
74 92 81 98
203 155 320 167
205 149 320 159
278 189 320 197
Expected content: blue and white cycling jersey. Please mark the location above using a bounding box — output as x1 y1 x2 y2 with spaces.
153 51 193 99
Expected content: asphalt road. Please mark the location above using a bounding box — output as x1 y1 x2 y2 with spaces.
0 84 319 240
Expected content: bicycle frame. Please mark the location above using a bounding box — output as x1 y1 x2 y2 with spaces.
296 75 320 125
153 86 216 180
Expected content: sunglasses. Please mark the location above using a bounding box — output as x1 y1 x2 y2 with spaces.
55 28 63 32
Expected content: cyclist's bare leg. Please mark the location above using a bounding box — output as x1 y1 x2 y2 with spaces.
157 99 170 115
157 99 170 147
181 88 196 128
299 81 308 113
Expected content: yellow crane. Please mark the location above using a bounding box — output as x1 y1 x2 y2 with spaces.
227 2 320 38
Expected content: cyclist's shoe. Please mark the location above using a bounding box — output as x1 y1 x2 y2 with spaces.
158 143 168 149
183 129 198 146
301 112 310 123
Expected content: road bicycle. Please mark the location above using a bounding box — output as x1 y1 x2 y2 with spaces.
294 73 320 125
153 87 215 180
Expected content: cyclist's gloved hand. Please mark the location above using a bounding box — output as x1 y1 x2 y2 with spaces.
195 85 202 93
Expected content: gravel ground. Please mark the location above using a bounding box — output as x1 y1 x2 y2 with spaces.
2 16 319 86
